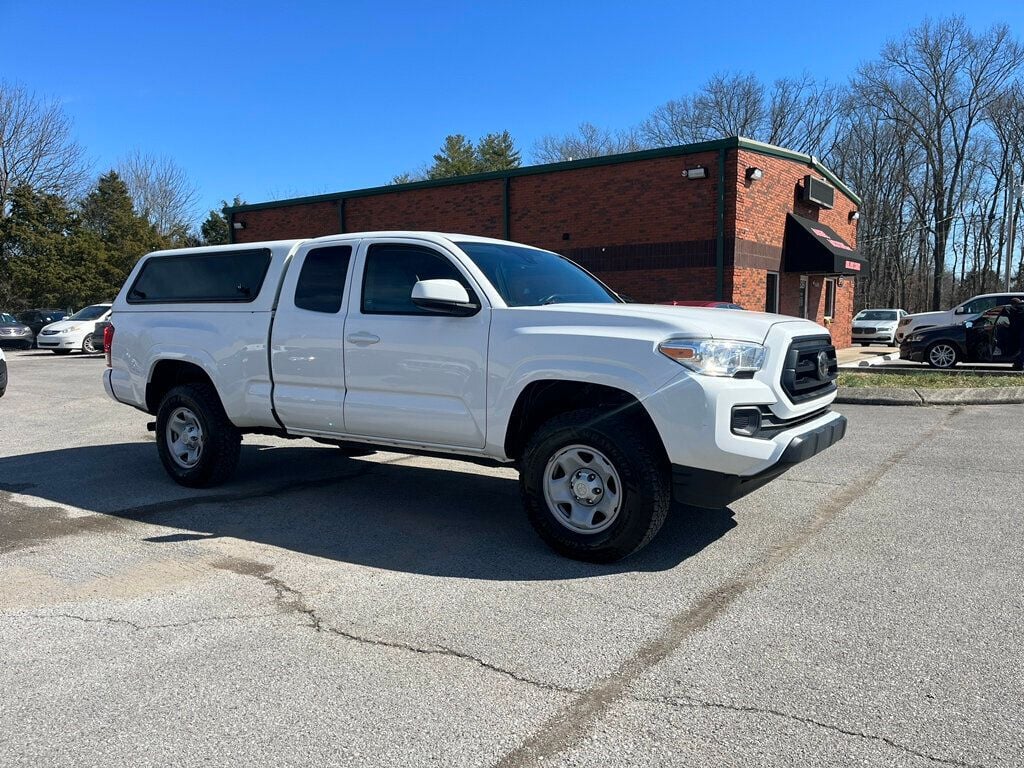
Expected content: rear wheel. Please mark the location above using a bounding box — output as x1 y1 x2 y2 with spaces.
156 383 241 487
520 408 670 562
926 342 959 369
860 342 869 347
82 335 98 354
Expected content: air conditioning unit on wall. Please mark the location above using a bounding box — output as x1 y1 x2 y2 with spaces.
802 176 835 209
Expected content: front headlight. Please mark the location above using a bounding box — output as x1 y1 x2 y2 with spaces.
907 333 924 343
658 339 766 377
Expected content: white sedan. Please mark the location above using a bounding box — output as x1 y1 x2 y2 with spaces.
852 308 906 346
36 304 112 354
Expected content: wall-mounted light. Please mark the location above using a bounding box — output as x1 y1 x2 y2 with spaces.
682 166 707 179
849 211 860 222
745 167 763 182
837 277 846 288
232 221 246 230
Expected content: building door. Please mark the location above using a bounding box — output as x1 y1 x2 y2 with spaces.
765 272 779 313
798 276 808 318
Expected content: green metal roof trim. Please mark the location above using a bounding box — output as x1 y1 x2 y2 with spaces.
227 136 860 215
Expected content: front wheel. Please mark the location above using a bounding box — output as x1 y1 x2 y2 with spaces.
520 408 670 563
926 342 959 369
156 383 241 487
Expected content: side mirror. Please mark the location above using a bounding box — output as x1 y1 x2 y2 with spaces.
954 306 967 315
410 279 478 316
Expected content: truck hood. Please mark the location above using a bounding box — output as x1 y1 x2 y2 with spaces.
512 304 827 344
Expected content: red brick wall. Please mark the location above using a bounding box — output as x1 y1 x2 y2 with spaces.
344 181 504 237
594 267 721 304
234 201 339 243
732 267 767 311
508 152 719 254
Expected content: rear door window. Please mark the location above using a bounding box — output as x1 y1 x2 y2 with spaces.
294 246 352 313
128 248 272 303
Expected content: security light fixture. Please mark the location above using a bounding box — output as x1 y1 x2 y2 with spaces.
849 211 860 222
683 166 708 180
232 221 246 230
746 167 764 182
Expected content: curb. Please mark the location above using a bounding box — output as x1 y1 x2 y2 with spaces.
836 386 1024 406
837 351 900 369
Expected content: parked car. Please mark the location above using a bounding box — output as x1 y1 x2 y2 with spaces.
900 305 1022 368
36 304 112 354
895 292 1024 344
0 348 7 397
104 233 846 562
851 308 907 346
0 313 35 349
90 321 111 356
16 308 69 340
662 300 746 309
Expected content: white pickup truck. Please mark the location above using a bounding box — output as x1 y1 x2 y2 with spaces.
104 232 846 561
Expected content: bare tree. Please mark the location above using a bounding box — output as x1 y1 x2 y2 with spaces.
532 122 644 163
0 82 88 217
640 72 842 159
117 150 199 239
855 17 1024 310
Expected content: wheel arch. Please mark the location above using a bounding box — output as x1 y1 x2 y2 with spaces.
503 379 667 463
146 359 221 414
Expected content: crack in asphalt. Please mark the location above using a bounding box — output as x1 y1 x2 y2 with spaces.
491 407 966 768
19 612 276 632
212 556 579 697
647 694 987 768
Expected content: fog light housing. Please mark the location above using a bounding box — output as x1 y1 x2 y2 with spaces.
731 407 762 437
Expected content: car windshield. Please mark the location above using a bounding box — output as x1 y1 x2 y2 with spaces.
68 305 108 321
855 310 898 321
0 313 15 323
456 242 620 307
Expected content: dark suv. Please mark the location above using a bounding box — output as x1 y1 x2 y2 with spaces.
16 309 69 340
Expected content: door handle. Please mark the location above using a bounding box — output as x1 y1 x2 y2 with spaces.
346 332 380 346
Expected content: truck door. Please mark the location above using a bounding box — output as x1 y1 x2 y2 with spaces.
342 239 489 448
269 243 354 434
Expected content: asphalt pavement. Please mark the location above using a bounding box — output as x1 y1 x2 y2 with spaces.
1 349 1021 767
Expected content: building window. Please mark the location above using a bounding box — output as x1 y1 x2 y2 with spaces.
824 278 836 319
765 272 779 313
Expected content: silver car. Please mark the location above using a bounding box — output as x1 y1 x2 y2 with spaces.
852 308 907 346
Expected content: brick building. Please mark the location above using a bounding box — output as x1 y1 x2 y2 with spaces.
227 136 866 346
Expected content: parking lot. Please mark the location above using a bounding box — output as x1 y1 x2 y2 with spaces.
1 349 1022 767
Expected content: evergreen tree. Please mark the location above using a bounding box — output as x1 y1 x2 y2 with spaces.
476 131 521 171
0 184 107 308
200 196 245 245
428 135 479 179
80 171 164 283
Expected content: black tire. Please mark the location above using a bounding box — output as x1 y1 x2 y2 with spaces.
520 408 670 563
82 335 98 354
925 341 959 369
52 349 71 355
155 383 241 487
859 342 869 346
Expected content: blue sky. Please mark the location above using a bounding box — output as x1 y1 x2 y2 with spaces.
2 0 1022 221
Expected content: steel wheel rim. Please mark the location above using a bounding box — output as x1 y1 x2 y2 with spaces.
166 407 204 469
542 444 623 534
929 344 956 368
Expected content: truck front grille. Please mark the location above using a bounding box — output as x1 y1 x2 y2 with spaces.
780 335 838 403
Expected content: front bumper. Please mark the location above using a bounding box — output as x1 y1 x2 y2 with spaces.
36 335 79 349
899 341 927 363
671 414 848 508
852 330 896 343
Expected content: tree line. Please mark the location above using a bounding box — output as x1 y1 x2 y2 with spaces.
398 17 1024 313
2 15 1022 314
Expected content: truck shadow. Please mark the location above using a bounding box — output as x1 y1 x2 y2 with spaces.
0 441 736 581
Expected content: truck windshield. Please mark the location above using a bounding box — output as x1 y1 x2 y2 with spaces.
456 242 620 307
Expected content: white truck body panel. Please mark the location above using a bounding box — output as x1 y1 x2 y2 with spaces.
106 232 843 478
